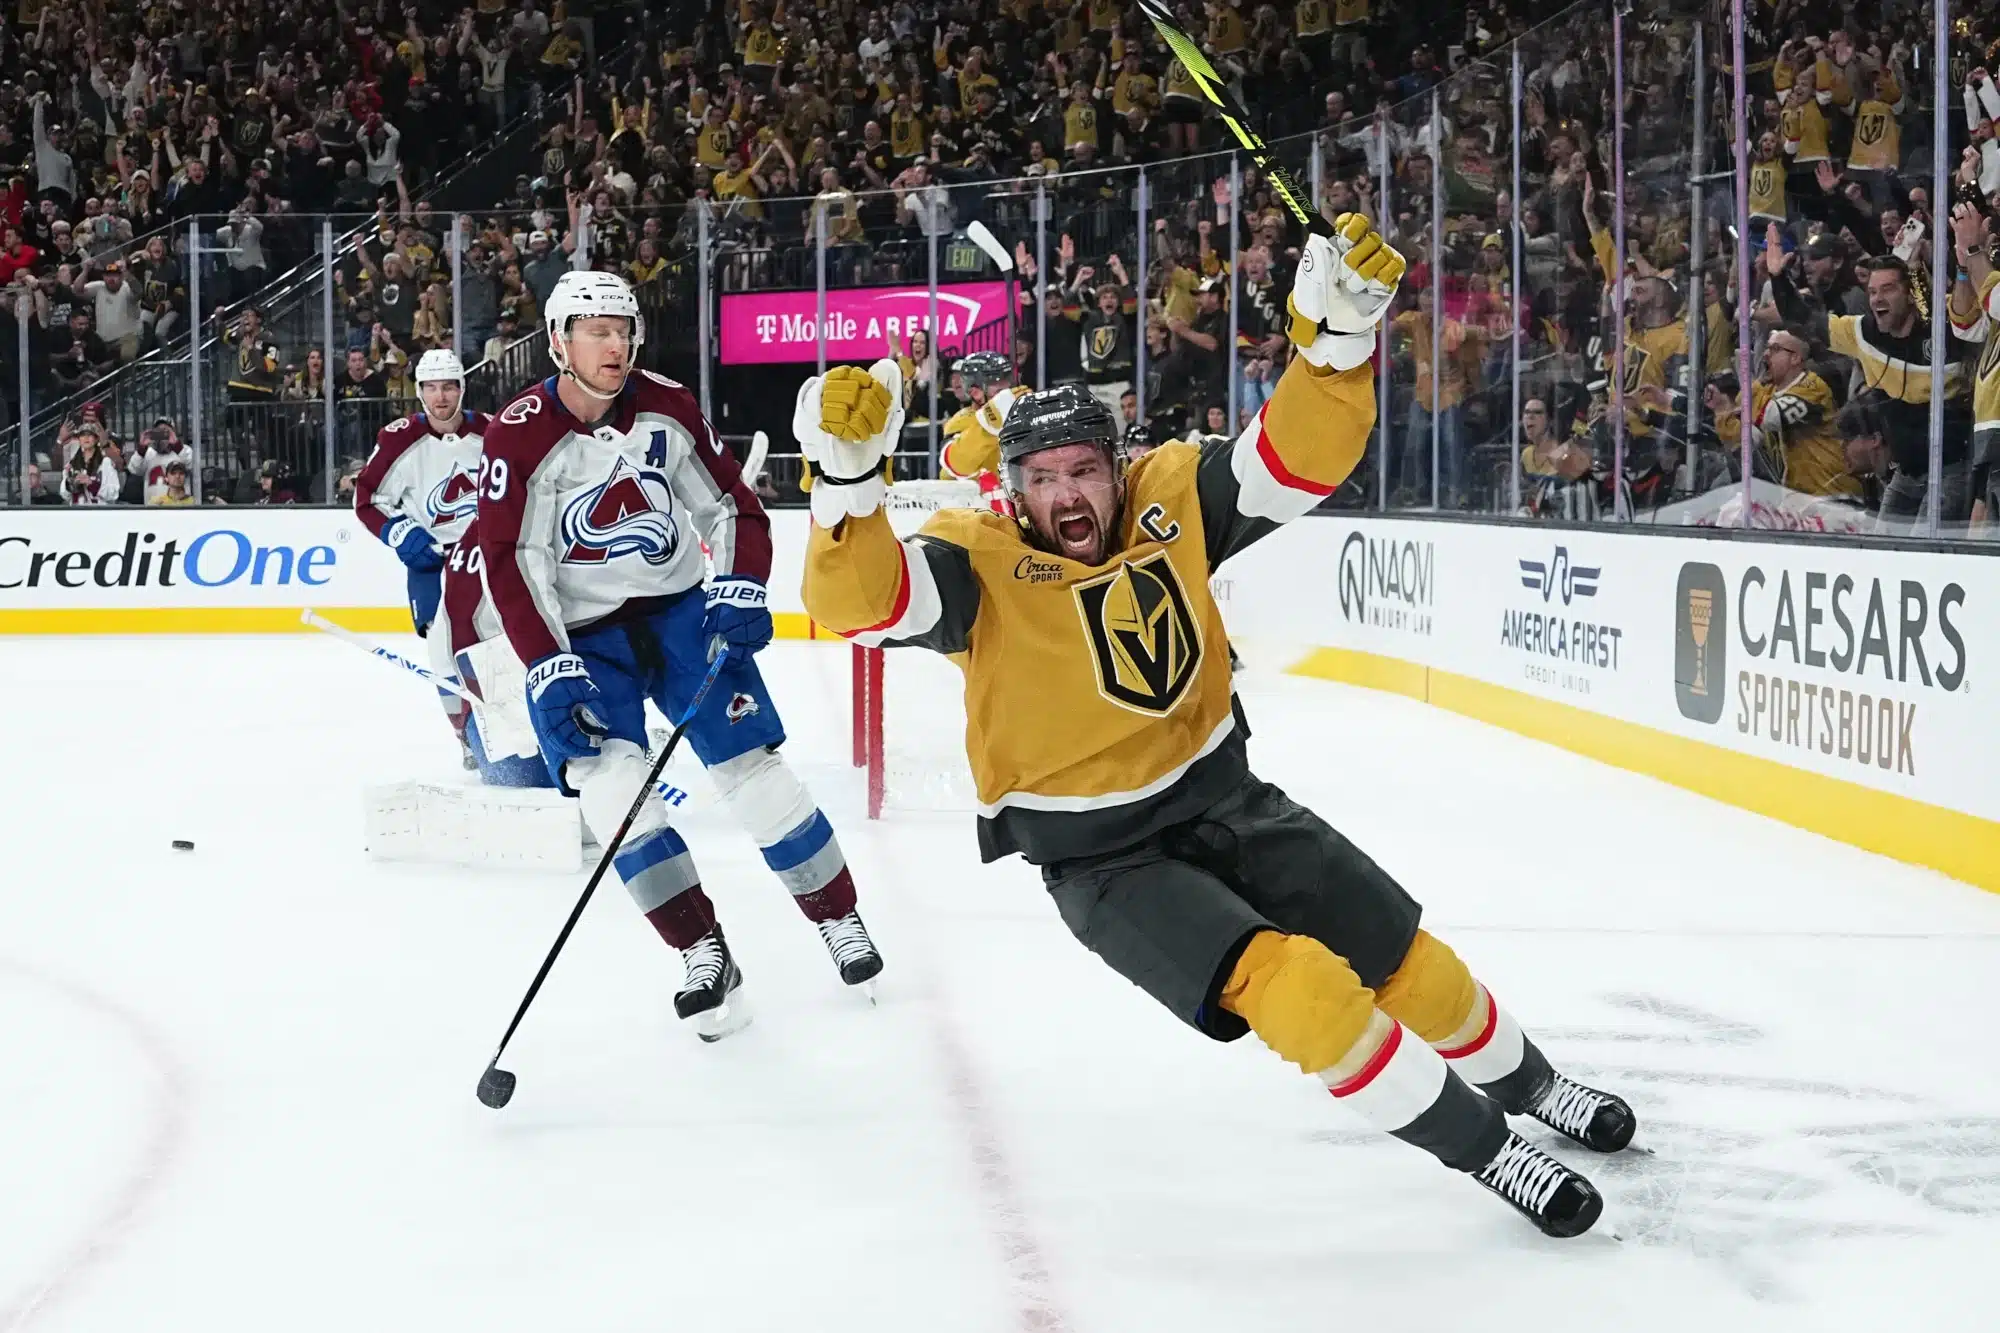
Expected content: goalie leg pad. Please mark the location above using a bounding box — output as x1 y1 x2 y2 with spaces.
1218 930 1376 1076
572 740 700 915
708 747 857 920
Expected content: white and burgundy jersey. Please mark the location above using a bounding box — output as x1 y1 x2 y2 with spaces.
353 410 492 550
476 370 772 664
441 516 504 664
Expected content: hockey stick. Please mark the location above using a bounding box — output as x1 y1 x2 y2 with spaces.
1134 0 1324 235
301 608 479 703
476 644 732 1109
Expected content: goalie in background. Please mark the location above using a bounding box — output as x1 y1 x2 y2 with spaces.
797 216 1635 1238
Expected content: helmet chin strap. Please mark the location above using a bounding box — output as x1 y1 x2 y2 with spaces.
552 333 629 405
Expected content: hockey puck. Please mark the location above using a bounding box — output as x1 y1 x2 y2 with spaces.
171 839 195 851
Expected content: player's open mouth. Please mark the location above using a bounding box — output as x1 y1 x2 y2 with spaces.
1056 514 1096 553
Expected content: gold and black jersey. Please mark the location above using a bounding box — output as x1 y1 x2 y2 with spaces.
1749 155 1786 220
1296 0 1331 36
1334 0 1368 24
940 398 1007 478
1165 59 1203 103
1782 99 1830 163
1722 372 1859 498
1846 98 1902 173
1970 272 2000 459
804 359 1376 864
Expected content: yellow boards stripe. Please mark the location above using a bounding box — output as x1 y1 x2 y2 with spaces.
0 608 828 639
1290 645 2000 895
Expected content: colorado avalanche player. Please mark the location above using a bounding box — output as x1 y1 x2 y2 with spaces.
353 350 489 759
354 349 488 633
475 270 880 1039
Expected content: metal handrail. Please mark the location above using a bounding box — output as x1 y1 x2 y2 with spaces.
23 39 643 450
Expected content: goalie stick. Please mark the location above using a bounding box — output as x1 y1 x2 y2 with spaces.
1134 0 1326 236
301 609 479 703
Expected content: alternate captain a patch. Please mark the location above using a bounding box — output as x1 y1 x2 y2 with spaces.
726 692 761 723
1072 548 1202 715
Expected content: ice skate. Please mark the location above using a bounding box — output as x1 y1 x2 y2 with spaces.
1471 1132 1604 1238
816 909 883 999
1519 1069 1636 1153
676 930 751 1042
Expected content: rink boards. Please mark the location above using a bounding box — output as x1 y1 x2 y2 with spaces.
1215 515 2000 894
7 505 1995 892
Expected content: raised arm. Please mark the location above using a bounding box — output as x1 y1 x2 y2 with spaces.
1197 215 1401 567
797 361 982 654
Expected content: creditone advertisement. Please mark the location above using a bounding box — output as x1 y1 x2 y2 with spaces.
718 282 1010 365
0 509 411 632
1217 514 2000 889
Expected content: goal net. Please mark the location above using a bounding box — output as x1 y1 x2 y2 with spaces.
849 480 987 819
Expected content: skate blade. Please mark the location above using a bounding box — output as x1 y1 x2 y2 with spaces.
860 980 878 1007
695 995 753 1043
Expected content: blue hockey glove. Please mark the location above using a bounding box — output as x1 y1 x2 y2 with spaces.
383 517 444 572
525 653 608 767
703 576 772 666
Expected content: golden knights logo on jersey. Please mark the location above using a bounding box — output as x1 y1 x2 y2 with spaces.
1855 111 1887 146
561 455 682 565
1072 548 1202 715
1089 325 1119 360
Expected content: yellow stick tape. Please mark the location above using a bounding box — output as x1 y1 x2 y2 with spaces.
1290 645 2000 895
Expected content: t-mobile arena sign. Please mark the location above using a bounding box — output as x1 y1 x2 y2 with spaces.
719 282 1010 365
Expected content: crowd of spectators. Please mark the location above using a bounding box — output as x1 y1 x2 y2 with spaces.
10 0 2000 536
4 0 611 501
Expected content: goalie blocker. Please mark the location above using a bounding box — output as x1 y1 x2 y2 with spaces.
797 219 1635 1238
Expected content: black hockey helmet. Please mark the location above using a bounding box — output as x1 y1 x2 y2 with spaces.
956 350 1014 393
998 385 1126 528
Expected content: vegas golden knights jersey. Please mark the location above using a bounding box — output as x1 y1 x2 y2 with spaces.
804 360 1376 864
940 396 1009 478
1728 373 1858 498
1749 156 1786 221
1847 98 1902 173
1970 272 2000 459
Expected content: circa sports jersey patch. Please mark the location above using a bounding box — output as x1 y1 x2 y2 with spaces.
1072 548 1203 716
560 457 681 565
426 467 480 526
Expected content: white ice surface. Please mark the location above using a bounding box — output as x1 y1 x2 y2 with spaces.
2 633 1998 1332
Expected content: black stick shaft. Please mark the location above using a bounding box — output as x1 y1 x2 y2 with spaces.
481 650 732 1069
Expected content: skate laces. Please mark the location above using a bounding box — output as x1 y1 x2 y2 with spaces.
680 934 727 991
1533 1074 1608 1139
1477 1137 1567 1215
817 913 875 968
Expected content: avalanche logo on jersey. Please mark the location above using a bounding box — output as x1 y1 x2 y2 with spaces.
426 465 481 528
725 692 760 723
560 456 681 565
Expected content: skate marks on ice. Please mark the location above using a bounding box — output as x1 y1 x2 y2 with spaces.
1310 993 2000 1301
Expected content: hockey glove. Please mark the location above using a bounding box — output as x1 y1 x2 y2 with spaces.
525 652 608 768
1287 214 1408 372
794 360 905 529
703 575 772 666
383 516 445 572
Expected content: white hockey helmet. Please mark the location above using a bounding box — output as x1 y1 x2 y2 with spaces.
414 348 465 384
545 270 645 353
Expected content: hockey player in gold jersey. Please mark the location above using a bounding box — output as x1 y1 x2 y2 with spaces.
939 351 1018 482
798 216 1634 1238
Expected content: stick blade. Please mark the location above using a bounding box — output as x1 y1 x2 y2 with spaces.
476 1064 517 1109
